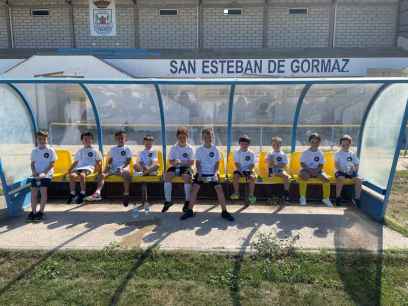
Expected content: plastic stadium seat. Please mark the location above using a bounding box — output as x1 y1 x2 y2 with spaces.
257 151 291 184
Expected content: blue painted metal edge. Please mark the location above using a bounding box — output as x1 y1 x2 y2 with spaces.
362 181 386 195
357 83 388 157
382 96 408 217
226 84 236 178
154 83 167 172
79 84 104 154
0 160 11 211
291 84 312 153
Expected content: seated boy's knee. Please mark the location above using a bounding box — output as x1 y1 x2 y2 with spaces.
164 172 173 181
182 173 191 182
233 173 241 180
79 172 87 179
248 175 256 182
122 169 131 177
69 172 78 180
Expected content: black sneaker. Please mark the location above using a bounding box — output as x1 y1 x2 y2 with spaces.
180 209 195 220
123 194 130 207
353 198 361 208
162 201 173 213
67 193 76 204
75 193 85 204
335 197 342 207
33 212 44 222
221 211 235 222
182 201 190 212
26 212 35 222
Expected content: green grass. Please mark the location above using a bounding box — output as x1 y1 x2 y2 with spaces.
386 170 408 237
0 249 407 306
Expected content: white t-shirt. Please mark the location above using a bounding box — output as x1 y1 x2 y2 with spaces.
108 145 132 170
195 144 220 175
335 150 359 173
168 143 194 166
301 149 324 169
74 147 102 172
139 148 158 167
266 151 288 166
234 149 255 172
31 145 57 178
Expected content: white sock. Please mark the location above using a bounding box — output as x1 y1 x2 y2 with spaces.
164 182 172 202
184 184 191 201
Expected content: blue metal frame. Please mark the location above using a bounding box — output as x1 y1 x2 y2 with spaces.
79 84 104 154
154 83 167 171
226 83 236 176
357 83 389 157
291 84 312 153
0 160 11 209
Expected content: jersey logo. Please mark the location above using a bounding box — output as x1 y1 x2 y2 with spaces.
88 152 94 157
277 157 282 162
314 156 320 162
182 153 188 158
121 150 126 156
347 157 353 162
148 153 153 158
245 155 251 161
209 152 215 158
43 153 49 159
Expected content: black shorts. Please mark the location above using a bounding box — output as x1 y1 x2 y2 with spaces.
73 169 92 176
193 174 221 188
30 178 52 188
335 171 358 179
234 170 253 178
268 167 284 176
167 166 193 177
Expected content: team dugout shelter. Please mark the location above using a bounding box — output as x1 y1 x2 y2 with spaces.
0 77 407 223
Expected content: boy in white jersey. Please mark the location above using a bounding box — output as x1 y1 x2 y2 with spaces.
180 128 234 221
67 132 102 204
335 135 362 207
162 127 194 213
299 133 332 207
27 131 57 222
231 135 256 204
266 136 290 201
88 130 132 206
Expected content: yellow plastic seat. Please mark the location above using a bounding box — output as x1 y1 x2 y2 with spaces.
53 149 73 182
217 151 226 182
257 151 291 184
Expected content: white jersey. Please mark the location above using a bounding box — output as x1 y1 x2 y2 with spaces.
234 149 255 172
31 145 57 178
195 144 220 175
266 151 288 166
74 147 102 172
335 150 359 173
168 143 194 165
301 149 324 169
139 148 158 167
108 145 132 170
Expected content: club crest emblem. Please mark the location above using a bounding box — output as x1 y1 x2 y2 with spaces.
88 152 94 157
121 150 126 156
277 157 282 162
43 153 49 158
209 152 215 158
148 153 153 158
182 153 188 158
245 155 251 161
347 157 353 161
314 157 320 162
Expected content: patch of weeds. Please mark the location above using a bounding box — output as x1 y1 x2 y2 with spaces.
33 260 61 280
102 241 121 256
207 269 241 289
251 231 299 259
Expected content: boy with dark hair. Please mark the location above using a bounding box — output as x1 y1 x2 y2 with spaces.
67 131 102 204
299 133 332 207
162 127 194 213
88 130 132 206
231 135 256 204
180 128 234 221
27 130 57 222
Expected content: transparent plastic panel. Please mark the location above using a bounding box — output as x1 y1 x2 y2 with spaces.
232 85 303 154
359 84 408 190
17 84 98 153
0 84 35 184
160 85 230 154
86 84 162 155
296 84 381 151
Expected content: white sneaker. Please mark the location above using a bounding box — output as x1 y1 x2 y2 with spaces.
299 196 307 206
322 198 333 207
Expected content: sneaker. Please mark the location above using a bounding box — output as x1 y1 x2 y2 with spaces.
162 201 173 213
33 212 44 222
353 198 361 208
85 193 102 202
180 209 195 220
221 211 235 222
335 197 342 207
281 190 290 202
26 212 35 222
248 195 257 205
299 196 307 206
122 194 130 207
230 193 240 200
67 193 76 204
75 193 85 204
182 201 190 212
322 198 333 207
